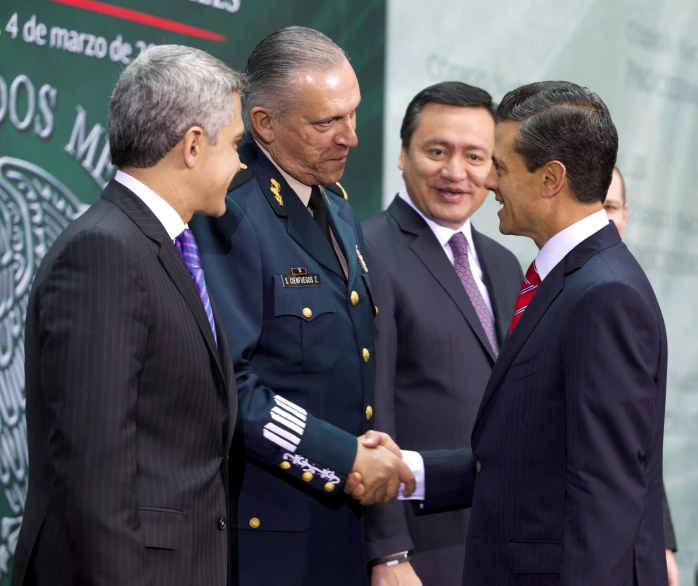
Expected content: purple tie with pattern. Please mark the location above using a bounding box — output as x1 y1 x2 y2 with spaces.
175 228 218 346
449 232 499 356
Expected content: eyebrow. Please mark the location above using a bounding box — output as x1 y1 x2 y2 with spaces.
491 154 505 169
421 139 488 152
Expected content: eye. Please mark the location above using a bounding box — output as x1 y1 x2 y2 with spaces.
429 149 445 156
469 154 484 162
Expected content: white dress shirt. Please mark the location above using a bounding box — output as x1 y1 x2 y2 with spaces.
399 208 610 502
114 170 185 240
398 186 494 319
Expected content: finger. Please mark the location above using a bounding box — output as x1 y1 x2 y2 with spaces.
360 431 381 449
398 461 416 497
344 471 363 494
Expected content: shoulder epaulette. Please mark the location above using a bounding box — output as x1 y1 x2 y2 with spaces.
322 181 348 200
227 162 254 193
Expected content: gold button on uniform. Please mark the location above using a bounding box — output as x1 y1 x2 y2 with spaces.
249 517 260 529
302 471 314 482
374 306 379 315
362 348 370 363
350 291 359 306
324 482 335 493
279 461 291 470
302 307 312 318
365 405 373 421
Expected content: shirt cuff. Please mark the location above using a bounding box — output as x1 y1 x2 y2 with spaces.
398 450 425 500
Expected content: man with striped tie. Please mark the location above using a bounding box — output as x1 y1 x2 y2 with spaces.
14 46 245 586
351 81 669 586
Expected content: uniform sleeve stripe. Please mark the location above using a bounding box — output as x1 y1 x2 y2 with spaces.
264 423 300 446
274 395 307 419
271 411 305 435
271 412 303 435
271 407 305 431
263 428 298 452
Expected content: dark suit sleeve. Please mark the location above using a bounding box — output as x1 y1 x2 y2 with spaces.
416 448 475 515
362 240 415 560
561 281 663 585
662 484 677 551
195 201 357 493
38 229 148 585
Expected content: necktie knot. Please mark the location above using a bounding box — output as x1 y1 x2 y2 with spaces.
175 228 201 269
308 186 326 211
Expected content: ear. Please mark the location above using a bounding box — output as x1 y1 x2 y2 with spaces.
182 126 206 170
398 144 407 171
249 106 276 144
540 160 566 199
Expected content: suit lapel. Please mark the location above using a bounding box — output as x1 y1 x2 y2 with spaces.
246 140 344 278
389 196 496 363
322 185 358 289
473 261 564 427
101 181 225 382
472 228 513 345
472 222 622 429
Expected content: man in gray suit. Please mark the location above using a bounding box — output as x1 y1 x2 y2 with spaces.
362 82 522 586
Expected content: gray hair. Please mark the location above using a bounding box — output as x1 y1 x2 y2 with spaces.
109 45 245 168
244 26 347 125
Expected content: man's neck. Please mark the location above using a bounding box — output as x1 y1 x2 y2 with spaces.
534 203 604 249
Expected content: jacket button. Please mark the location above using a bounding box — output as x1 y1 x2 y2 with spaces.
362 348 370 362
217 516 227 530
475 461 482 474
302 471 314 482
350 291 359 306
365 405 373 421
249 517 260 529
302 307 312 318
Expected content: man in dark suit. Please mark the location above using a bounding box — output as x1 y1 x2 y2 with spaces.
351 81 669 586
190 27 413 586
361 82 522 586
12 46 245 586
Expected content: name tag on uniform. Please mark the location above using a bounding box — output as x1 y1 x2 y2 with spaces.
282 273 322 287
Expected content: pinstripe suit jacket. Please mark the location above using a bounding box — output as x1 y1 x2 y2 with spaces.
420 224 668 586
12 181 237 586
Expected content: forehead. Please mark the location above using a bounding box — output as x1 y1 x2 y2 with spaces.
413 103 494 143
293 61 361 115
493 121 521 155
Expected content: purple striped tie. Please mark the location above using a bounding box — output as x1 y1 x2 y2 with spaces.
175 228 218 346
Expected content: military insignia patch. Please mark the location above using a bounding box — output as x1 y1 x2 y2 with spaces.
270 178 283 206
356 246 368 274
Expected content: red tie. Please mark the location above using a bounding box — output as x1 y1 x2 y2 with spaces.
509 261 541 333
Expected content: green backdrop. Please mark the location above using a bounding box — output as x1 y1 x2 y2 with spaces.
0 0 386 580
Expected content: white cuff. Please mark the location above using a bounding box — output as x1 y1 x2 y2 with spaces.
398 450 425 500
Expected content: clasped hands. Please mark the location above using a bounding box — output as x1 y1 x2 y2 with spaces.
343 431 415 505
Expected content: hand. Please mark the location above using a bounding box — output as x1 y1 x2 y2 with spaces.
344 434 415 505
371 562 422 586
666 549 679 586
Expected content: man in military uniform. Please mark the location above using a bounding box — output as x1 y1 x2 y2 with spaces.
191 27 413 586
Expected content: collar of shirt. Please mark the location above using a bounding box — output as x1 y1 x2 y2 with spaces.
398 185 481 265
114 170 186 240
256 141 313 206
534 209 609 281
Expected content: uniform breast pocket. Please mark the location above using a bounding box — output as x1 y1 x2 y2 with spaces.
269 277 339 373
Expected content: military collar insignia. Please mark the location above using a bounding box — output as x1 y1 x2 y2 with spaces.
270 178 283 206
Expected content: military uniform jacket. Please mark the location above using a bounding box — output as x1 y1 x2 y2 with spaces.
190 138 377 586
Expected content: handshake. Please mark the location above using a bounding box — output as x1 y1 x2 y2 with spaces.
343 431 416 505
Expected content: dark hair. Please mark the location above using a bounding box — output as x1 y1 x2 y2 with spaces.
496 81 618 204
613 166 626 204
400 81 494 150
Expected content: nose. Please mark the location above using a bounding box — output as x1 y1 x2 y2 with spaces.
484 163 498 192
335 117 358 149
441 156 467 183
